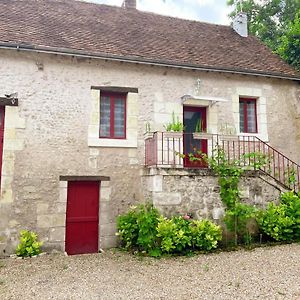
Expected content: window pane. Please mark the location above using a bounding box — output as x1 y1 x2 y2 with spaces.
247 101 256 133
114 97 125 138
100 96 111 137
239 102 245 132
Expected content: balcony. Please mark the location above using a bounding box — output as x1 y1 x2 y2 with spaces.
144 132 300 192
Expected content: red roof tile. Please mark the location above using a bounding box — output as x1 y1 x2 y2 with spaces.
0 0 299 80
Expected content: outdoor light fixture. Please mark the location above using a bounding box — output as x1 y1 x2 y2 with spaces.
0 92 18 106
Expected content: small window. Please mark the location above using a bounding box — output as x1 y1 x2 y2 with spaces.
99 92 126 139
239 98 257 133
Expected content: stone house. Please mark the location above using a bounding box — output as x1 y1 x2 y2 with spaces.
0 0 299 255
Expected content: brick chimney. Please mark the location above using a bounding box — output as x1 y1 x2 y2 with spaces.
122 0 136 10
232 12 248 37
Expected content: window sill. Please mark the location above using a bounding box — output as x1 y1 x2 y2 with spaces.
88 138 137 148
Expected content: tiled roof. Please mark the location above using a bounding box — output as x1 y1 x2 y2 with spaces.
0 0 299 80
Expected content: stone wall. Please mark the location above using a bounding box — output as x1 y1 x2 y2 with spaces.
0 48 299 255
142 168 286 220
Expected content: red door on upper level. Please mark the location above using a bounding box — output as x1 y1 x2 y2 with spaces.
65 181 100 255
183 106 208 168
0 106 5 182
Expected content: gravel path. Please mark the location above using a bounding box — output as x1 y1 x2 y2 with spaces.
0 243 299 300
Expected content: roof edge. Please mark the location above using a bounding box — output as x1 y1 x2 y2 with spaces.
1 43 300 82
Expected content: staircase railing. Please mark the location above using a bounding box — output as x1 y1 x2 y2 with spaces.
232 135 300 193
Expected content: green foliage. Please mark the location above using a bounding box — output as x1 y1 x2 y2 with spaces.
145 122 151 133
157 216 192 253
224 203 257 244
117 203 160 252
227 0 300 48
156 216 222 254
116 207 139 249
195 119 205 133
284 168 297 188
207 147 267 245
257 203 294 241
281 193 300 239
257 192 300 241
227 0 300 70
190 219 222 251
117 204 222 256
164 112 185 132
136 204 161 252
242 152 270 171
208 148 243 209
16 230 43 257
277 13 300 71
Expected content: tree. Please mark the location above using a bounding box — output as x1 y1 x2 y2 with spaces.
227 0 300 71
277 13 300 71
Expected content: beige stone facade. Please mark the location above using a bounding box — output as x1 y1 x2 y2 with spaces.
142 168 287 220
0 48 299 255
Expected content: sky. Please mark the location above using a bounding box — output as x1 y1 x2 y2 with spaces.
84 0 232 25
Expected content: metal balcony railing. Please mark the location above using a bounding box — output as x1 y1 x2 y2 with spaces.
144 132 300 192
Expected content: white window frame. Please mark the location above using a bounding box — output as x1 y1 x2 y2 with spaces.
88 89 138 148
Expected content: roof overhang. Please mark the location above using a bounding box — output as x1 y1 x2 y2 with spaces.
181 94 228 106
1 42 300 82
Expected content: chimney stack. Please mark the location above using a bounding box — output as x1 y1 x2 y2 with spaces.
232 12 248 37
122 0 136 10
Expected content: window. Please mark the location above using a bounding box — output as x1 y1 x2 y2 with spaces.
99 92 126 139
239 98 257 133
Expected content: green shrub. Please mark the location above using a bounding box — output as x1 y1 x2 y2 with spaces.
257 192 300 241
224 203 257 244
116 208 139 249
190 219 222 251
281 192 300 239
16 230 43 257
156 216 192 253
117 203 160 254
117 204 222 256
135 204 160 252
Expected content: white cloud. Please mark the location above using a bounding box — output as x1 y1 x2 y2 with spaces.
218 5 232 25
183 0 216 6
138 0 200 21
82 0 231 25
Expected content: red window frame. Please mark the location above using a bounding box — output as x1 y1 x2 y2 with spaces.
99 92 127 139
239 98 258 133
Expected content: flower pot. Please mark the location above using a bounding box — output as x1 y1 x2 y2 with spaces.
144 132 154 140
193 132 213 140
163 132 183 139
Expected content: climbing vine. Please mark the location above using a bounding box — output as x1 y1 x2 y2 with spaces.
187 147 268 245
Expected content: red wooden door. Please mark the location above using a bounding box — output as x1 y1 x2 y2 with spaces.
183 106 208 168
65 181 100 255
0 106 5 182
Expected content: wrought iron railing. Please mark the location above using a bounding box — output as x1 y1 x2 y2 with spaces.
144 132 300 192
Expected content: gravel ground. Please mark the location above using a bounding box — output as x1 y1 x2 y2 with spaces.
0 243 299 300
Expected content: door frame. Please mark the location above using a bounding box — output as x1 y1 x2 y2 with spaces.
183 106 208 168
58 176 111 253
65 180 100 255
0 106 5 187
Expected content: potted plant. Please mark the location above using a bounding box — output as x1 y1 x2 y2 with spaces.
163 112 185 138
193 119 213 140
143 122 154 140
